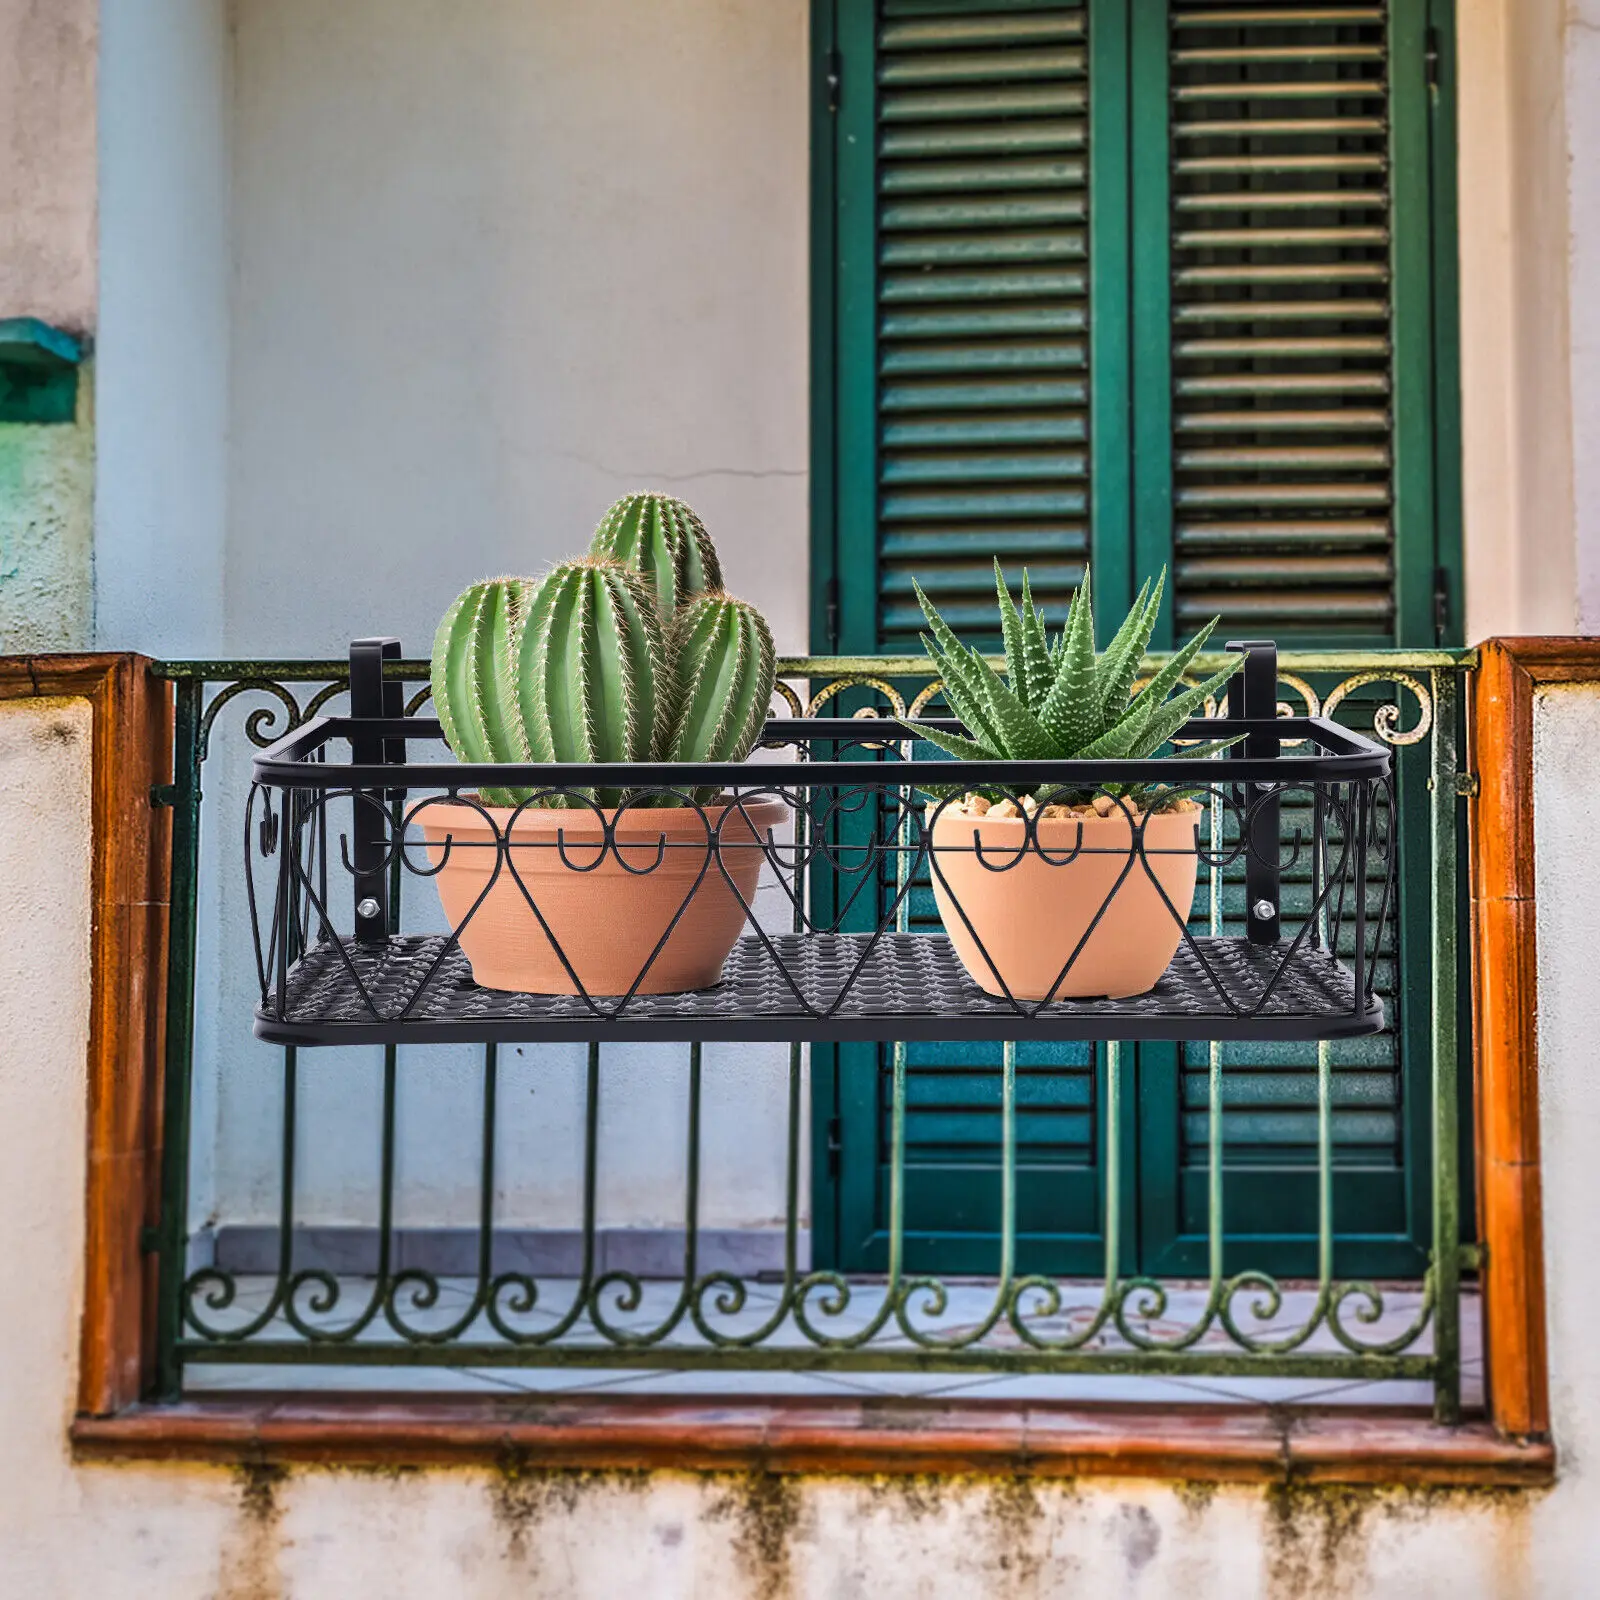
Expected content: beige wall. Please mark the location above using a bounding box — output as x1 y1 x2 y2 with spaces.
0 0 97 331
10 673 1600 1599
223 0 810 661
0 0 97 652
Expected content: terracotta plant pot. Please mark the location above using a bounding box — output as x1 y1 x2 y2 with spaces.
928 802 1201 1001
416 797 787 995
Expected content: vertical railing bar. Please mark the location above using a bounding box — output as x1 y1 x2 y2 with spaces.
1351 783 1369 1016
1001 1039 1017 1290
888 749 913 1325
577 1043 601 1323
477 1043 498 1294
1313 781 1327 950
376 1045 399 1303
684 1041 703 1293
1430 667 1462 1422
889 1037 907 1313
1208 790 1224 1290
276 1046 300 1307
1105 1040 1122 1295
274 788 293 1015
783 1040 803 1294
1317 1037 1333 1291
155 677 203 1400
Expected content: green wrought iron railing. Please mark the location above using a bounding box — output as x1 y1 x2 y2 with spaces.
150 649 1474 1420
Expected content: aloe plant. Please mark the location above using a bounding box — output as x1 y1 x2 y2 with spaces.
907 563 1244 808
430 496 776 808
590 491 722 619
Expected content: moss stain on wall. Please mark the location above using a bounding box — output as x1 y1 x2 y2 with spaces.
214 1462 288 1600
706 1471 805 1600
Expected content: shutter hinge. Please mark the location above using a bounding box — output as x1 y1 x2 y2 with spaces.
826 1115 843 1178
150 783 179 808
1433 565 1453 644
826 48 842 114
825 575 841 652
1455 772 1480 798
140 1224 162 1255
1425 26 1441 90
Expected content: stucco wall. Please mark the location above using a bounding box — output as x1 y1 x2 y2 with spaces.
1565 0 1600 635
0 374 94 651
93 0 231 658
224 0 809 659
8 675 1600 1600
0 0 97 651
0 0 97 330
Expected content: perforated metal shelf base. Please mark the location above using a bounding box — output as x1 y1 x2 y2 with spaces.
255 933 1383 1046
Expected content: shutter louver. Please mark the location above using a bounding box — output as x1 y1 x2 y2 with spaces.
875 0 1092 648
1168 1 1397 643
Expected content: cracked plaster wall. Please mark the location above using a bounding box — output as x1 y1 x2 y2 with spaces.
225 0 809 659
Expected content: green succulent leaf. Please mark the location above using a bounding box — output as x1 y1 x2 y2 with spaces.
1169 734 1246 761
1127 658 1247 757
907 560 1257 797
1017 571 1054 710
902 721 997 764
1036 568 1100 753
958 643 1058 760
1095 573 1161 723
1119 614 1227 731
918 632 1004 752
994 560 1030 706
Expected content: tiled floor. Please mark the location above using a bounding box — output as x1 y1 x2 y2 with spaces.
184 1275 1482 1408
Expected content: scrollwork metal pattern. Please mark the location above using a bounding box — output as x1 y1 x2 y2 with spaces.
171 657 1453 1394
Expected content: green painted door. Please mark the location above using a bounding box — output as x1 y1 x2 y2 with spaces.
809 0 1458 1277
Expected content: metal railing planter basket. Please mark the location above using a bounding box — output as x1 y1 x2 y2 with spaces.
906 564 1248 1002
246 634 1394 1046
422 496 778 994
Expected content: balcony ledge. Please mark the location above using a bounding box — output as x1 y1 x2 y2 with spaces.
71 1395 1554 1487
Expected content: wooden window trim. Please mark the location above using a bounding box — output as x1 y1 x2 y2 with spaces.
34 649 1562 1486
0 655 171 1416
1469 639 1600 1442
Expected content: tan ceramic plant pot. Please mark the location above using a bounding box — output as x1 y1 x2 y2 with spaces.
416 796 787 995
929 801 1201 1001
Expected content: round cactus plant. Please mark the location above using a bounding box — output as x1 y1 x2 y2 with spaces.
429 577 536 808
430 494 776 810
667 592 776 769
516 557 670 807
589 491 722 619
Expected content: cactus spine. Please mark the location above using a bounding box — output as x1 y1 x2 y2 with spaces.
667 592 776 783
516 557 668 808
589 491 722 619
430 578 535 808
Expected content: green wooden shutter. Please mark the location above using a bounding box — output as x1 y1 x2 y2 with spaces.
873 0 1095 648
820 0 1115 1274
815 0 1453 1276
1161 0 1424 647
1133 0 1442 1276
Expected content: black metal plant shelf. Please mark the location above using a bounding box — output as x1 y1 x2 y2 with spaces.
257 932 1379 1046
246 639 1395 1048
